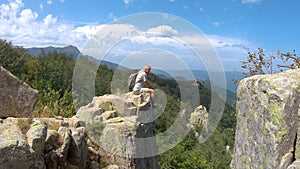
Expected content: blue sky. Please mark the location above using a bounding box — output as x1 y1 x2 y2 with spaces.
0 0 299 71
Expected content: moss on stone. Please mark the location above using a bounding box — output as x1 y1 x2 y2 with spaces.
265 154 270 168
17 118 33 134
99 101 113 111
278 127 288 140
268 102 283 126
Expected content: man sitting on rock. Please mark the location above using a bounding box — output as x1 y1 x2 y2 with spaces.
133 64 159 108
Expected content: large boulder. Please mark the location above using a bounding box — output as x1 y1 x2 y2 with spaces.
83 92 159 169
99 116 159 169
0 119 33 169
99 108 159 168
0 66 38 118
231 69 300 169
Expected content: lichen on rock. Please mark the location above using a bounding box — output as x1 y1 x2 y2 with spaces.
231 69 300 169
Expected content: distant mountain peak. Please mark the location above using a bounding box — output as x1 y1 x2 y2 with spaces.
26 45 80 59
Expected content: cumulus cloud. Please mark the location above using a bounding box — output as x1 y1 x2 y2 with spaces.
84 23 250 70
0 0 85 47
73 25 102 39
241 0 262 5
147 25 178 36
0 0 251 70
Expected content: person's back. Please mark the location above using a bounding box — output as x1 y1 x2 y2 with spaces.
133 70 147 94
132 65 159 108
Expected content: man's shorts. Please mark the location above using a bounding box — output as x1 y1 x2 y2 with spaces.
133 88 149 95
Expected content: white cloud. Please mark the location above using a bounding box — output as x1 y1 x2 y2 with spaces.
73 24 107 39
123 0 134 5
0 0 84 47
0 0 252 70
39 4 43 10
207 34 250 49
241 0 262 5
212 22 220 27
147 25 178 36
84 23 250 70
43 14 57 26
0 0 23 19
47 0 52 5
108 12 117 21
19 9 38 23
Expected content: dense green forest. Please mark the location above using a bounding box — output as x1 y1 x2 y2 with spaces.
0 39 236 169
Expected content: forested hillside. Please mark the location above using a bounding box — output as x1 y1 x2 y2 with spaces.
0 39 236 168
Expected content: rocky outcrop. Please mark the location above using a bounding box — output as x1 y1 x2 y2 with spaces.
78 92 159 169
75 93 143 125
0 66 38 118
0 117 88 169
0 92 159 169
231 69 300 169
189 105 209 130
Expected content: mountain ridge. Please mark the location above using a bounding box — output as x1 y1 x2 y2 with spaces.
26 45 80 59
26 45 242 93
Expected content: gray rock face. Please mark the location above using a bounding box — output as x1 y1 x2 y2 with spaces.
56 126 72 167
0 118 89 169
0 91 158 169
231 69 300 169
68 127 88 169
295 108 300 160
288 160 300 169
26 119 48 169
83 92 159 169
26 120 48 153
0 119 33 169
76 93 140 125
99 117 159 169
0 66 38 118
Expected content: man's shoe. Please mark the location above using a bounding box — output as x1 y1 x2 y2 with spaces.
153 104 160 108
